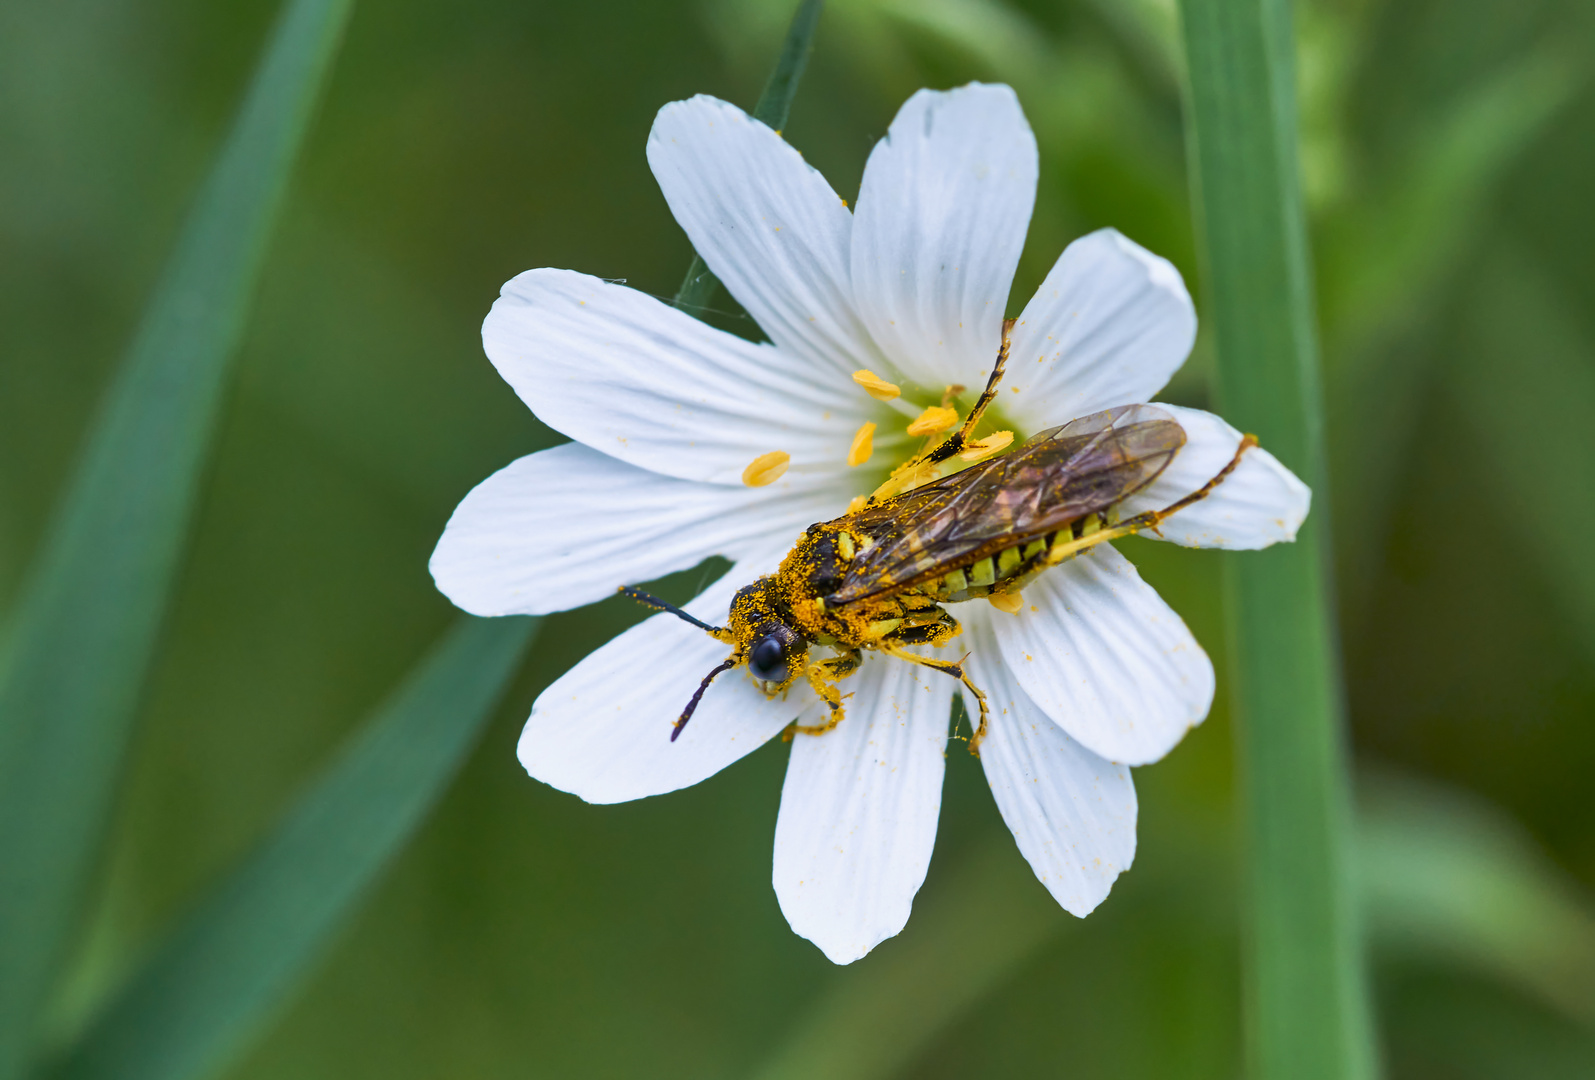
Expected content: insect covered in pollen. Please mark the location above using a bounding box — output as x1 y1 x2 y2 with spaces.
621 326 1256 752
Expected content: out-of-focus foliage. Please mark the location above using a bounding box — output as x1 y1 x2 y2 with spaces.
1 0 1592 1076
0 2 353 1073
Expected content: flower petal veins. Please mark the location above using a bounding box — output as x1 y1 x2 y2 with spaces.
772 654 952 964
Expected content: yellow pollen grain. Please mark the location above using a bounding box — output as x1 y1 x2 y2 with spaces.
847 422 876 467
988 591 1023 615
741 450 790 487
851 369 901 401
959 430 1014 462
906 405 958 437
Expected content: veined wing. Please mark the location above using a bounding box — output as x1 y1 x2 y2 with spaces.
828 405 1185 604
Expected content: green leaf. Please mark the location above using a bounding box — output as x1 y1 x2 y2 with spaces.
51 616 537 1080
1174 0 1376 1076
672 0 824 314
0 1 354 1074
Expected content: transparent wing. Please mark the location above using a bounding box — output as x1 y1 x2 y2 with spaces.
829 405 1185 604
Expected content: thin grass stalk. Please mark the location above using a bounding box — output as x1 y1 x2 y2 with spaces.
1174 0 1377 1075
0 1 354 1074
673 0 823 313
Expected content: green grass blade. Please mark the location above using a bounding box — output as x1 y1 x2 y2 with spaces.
1175 0 1377 1076
672 0 823 313
0 1 355 1072
51 615 537 1080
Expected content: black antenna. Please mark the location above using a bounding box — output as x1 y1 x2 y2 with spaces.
672 657 739 741
618 586 725 634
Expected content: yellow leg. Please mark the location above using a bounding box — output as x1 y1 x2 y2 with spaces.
933 316 1016 464
880 643 991 756
791 650 861 737
866 320 1017 503
1041 433 1259 568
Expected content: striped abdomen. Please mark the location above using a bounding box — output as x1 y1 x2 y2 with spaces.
916 510 1114 604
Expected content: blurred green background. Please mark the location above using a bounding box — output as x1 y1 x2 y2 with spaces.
3 0 1594 1076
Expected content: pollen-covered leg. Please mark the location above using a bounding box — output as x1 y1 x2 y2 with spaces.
1038 432 1260 570
866 319 1018 503
791 649 862 737
879 640 992 756
932 315 1016 464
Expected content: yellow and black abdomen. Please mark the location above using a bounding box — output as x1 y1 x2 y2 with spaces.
914 509 1115 604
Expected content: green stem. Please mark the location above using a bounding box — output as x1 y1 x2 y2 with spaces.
1175 0 1377 1075
672 0 823 313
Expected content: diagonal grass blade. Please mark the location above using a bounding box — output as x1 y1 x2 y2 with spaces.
1175 0 1377 1075
0 1 355 1074
673 0 824 314
51 615 537 1080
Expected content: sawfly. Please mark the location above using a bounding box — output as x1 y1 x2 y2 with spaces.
622 322 1255 752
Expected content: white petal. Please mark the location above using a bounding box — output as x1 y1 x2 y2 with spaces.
430 443 838 616
647 95 883 379
1120 404 1312 549
482 269 870 485
958 615 1137 916
519 547 816 804
1004 229 1197 431
851 83 1038 390
772 655 953 964
993 544 1214 765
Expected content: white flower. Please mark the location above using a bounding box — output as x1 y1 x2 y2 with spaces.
430 83 1310 964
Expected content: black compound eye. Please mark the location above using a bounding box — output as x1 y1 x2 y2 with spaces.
748 634 789 682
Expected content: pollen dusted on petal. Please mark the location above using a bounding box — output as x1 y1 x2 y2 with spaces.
742 450 790 487
959 430 1014 462
988 590 1023 614
847 422 876 467
851 369 901 401
906 405 958 437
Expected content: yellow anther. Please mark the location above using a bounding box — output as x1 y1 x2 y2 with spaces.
959 430 1014 462
845 494 868 515
847 422 876 467
906 406 958 437
869 459 939 501
851 369 901 401
989 591 1023 614
741 450 790 487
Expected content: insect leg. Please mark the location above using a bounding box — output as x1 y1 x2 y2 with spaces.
866 320 1019 503
791 649 863 736
879 640 992 756
1040 433 1259 568
924 316 1015 466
